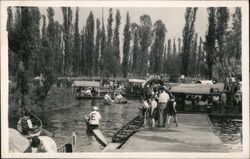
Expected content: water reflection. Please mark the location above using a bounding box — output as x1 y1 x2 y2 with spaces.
41 99 141 152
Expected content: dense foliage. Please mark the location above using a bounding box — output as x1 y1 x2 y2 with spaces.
7 7 242 100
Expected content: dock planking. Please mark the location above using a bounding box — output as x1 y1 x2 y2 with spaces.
118 114 229 152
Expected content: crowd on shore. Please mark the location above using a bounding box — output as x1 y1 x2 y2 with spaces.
140 86 177 128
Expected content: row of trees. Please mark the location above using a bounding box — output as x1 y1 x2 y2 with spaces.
7 7 241 91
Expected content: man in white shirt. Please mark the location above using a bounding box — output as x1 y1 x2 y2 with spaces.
88 106 102 129
115 93 123 102
158 87 170 127
104 92 112 101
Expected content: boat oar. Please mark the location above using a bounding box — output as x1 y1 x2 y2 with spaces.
40 128 55 138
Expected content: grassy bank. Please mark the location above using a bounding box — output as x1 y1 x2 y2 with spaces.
9 86 79 120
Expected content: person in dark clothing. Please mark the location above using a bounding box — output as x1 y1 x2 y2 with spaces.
17 112 36 135
233 94 242 114
166 97 178 128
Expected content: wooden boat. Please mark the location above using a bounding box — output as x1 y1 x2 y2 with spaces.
103 98 128 105
73 81 110 99
17 113 42 138
57 132 77 153
9 128 30 152
84 116 108 147
112 115 144 144
169 83 224 96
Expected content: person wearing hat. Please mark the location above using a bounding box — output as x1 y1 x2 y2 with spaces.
166 96 178 128
29 136 57 153
88 106 102 130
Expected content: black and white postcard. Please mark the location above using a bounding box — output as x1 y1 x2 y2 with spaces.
1 0 249 158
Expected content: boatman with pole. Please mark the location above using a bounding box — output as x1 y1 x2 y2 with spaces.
17 112 37 135
88 106 102 130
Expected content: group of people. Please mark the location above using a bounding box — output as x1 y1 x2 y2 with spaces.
141 86 178 128
211 90 242 114
104 92 125 103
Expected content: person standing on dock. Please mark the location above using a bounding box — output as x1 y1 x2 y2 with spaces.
149 96 158 128
88 106 102 130
166 97 178 128
158 87 170 127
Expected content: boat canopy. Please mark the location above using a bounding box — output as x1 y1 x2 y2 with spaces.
9 128 30 152
73 81 100 87
128 79 146 83
195 80 216 84
170 83 225 95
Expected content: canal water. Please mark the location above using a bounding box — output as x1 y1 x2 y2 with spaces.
39 99 141 152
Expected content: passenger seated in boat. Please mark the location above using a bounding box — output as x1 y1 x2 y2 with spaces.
88 106 102 130
91 87 97 96
104 92 113 102
115 93 124 102
29 136 57 153
17 112 37 135
85 88 93 97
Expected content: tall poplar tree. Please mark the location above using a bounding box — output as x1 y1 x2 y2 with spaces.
105 8 114 77
73 7 81 75
84 11 95 76
190 33 198 76
205 7 217 79
61 7 73 75
139 15 152 76
95 18 101 75
17 7 40 107
151 20 166 75
122 12 131 78
216 7 229 62
113 10 121 77
197 37 203 76
99 16 106 76
80 28 87 75
181 7 198 76
131 23 140 75
232 7 241 59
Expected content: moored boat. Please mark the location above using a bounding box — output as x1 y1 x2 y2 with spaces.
112 115 144 144
73 81 110 99
17 112 42 138
57 132 77 152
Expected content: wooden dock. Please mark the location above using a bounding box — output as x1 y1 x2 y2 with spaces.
112 114 228 152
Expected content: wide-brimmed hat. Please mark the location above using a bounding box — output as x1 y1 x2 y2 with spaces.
30 136 41 148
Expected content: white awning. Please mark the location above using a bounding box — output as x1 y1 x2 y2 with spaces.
73 81 100 87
